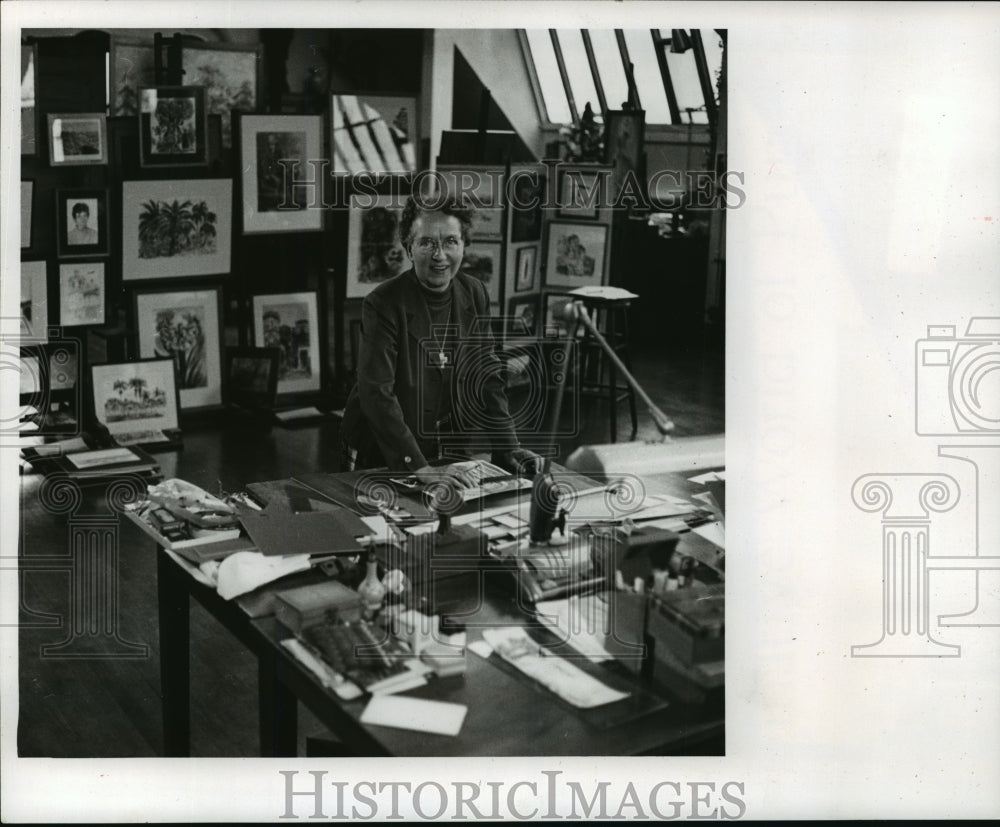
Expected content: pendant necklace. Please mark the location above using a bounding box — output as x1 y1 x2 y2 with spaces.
434 307 452 369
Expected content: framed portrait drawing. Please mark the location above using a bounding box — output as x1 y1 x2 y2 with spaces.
506 295 539 338
251 292 321 397
90 358 180 438
508 168 546 243
435 166 505 239
59 261 105 327
558 167 603 219
331 92 418 175
121 179 232 281
47 113 108 166
238 114 323 234
345 194 411 299
544 221 609 289
56 189 110 258
462 240 502 305
224 346 279 410
139 86 208 168
21 181 33 249
21 43 38 156
133 286 223 411
514 245 537 293
20 261 48 344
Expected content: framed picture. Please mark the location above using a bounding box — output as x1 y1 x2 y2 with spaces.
331 92 418 175
20 261 48 344
46 113 107 166
134 286 223 411
544 221 609 289
462 240 502 305
252 292 321 397
508 168 545 243
224 346 279 409
90 358 180 438
56 189 110 258
21 181 33 249
139 86 208 168
506 295 539 338
604 110 646 209
346 194 411 299
59 262 105 326
121 179 232 281
21 43 38 156
436 166 505 238
559 168 603 219
238 114 324 234
514 245 537 293
542 292 578 338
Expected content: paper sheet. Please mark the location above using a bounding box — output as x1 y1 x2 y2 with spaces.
360 695 467 736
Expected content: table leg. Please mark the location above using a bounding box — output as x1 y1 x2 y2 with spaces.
156 550 190 757
259 654 298 756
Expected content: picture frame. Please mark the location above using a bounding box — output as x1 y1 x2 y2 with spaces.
133 286 223 411
345 194 412 299
21 181 33 249
238 113 324 234
121 179 232 281
21 43 38 156
56 189 110 258
20 261 48 344
558 167 603 219
251 292 321 398
436 166 505 239
508 167 546 243
224 346 279 410
506 295 539 338
331 92 418 175
604 109 646 209
90 357 180 438
110 38 261 148
59 261 106 327
514 245 538 293
462 240 503 305
542 292 579 338
139 86 208 168
47 113 108 166
544 221 609 289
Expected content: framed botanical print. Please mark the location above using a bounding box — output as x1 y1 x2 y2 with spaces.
238 114 324 234
139 86 208 168
21 181 33 249
47 113 108 166
59 261 105 326
91 358 180 438
251 292 321 397
133 286 223 410
21 43 38 156
514 245 537 293
544 221 609 289
56 189 110 258
331 92 418 175
462 240 502 305
345 194 411 299
121 179 232 281
558 167 603 219
20 261 48 344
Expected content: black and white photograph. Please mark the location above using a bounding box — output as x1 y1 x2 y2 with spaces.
7 7 999 825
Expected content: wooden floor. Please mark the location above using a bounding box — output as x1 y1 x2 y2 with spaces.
15 338 724 757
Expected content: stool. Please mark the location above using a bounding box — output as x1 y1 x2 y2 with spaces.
572 293 639 443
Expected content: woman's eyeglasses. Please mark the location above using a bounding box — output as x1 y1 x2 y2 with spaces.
413 236 463 254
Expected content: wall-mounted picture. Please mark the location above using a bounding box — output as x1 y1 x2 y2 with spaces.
59 262 105 326
436 167 504 238
331 92 417 175
21 181 33 249
346 195 411 298
239 114 323 234
507 295 539 337
225 346 279 409
544 221 609 289
542 292 578 338
56 189 110 258
559 168 603 219
509 169 545 243
134 286 223 410
20 261 48 344
514 245 537 293
122 179 232 281
91 358 180 437
21 43 38 156
604 109 646 210
462 241 502 305
139 86 208 167
47 113 107 166
252 292 321 397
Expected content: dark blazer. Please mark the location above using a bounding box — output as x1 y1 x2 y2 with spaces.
341 269 519 471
